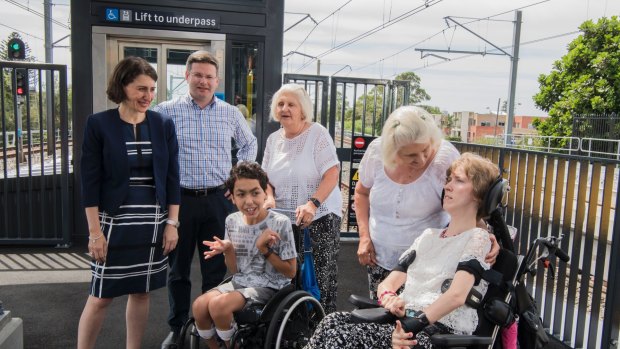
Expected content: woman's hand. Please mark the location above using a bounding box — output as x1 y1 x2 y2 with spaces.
295 202 316 228
485 234 500 265
162 225 178 256
256 228 281 253
392 320 417 349
382 294 406 317
88 232 108 263
357 236 377 266
203 237 233 259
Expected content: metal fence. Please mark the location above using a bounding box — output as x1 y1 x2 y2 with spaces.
0 61 72 245
454 142 620 349
572 113 620 159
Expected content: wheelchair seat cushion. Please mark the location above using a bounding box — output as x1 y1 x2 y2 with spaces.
350 307 396 324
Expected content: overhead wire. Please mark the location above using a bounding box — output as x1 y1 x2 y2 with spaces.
295 0 445 72
408 30 581 73
4 0 71 30
0 22 45 41
351 0 553 74
284 0 353 66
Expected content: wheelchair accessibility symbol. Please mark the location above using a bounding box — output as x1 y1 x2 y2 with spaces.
106 8 119 21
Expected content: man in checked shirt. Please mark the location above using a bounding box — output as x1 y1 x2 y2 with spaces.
153 50 257 348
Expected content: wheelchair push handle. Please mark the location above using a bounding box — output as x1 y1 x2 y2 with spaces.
538 236 570 263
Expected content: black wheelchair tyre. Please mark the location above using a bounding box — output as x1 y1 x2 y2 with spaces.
264 290 325 349
177 317 200 349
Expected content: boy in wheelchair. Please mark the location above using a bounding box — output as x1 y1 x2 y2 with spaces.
305 153 498 349
191 162 297 348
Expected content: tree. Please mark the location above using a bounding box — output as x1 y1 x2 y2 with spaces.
393 71 430 105
533 16 620 144
345 71 431 135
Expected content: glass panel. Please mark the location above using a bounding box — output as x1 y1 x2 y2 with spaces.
231 42 259 135
122 46 159 106
166 48 194 100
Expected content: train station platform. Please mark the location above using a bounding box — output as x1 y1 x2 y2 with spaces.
0 240 366 348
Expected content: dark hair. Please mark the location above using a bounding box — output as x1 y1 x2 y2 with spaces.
225 162 269 193
106 56 157 104
186 50 219 73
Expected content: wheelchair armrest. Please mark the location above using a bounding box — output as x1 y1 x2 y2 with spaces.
348 294 380 309
430 334 493 346
350 307 396 324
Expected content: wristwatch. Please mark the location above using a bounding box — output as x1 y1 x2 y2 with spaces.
309 197 321 208
166 219 180 229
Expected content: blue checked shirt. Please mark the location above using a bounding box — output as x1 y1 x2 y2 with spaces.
153 94 257 189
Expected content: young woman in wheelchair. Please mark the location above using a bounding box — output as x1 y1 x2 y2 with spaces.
191 162 297 348
305 153 498 349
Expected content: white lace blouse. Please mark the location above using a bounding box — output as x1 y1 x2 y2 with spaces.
262 123 342 222
400 227 491 334
358 138 460 270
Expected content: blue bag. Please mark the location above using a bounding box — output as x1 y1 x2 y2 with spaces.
301 228 321 301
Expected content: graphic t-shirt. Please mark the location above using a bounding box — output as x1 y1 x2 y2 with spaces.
225 210 297 289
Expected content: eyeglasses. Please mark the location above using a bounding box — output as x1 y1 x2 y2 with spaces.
189 73 218 81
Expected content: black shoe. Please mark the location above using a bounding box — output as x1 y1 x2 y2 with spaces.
161 331 179 349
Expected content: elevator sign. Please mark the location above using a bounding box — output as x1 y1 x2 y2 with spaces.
103 7 220 30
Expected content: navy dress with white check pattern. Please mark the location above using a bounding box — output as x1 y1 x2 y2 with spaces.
89 119 168 298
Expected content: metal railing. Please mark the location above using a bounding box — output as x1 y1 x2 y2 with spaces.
454 142 620 349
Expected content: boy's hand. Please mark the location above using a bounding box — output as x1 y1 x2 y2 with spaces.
256 228 281 254
203 237 233 259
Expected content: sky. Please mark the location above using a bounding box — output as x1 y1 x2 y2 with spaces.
283 0 619 116
0 0 617 116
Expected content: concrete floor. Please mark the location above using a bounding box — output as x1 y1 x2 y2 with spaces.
0 240 366 349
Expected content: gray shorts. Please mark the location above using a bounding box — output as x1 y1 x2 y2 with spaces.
213 280 277 305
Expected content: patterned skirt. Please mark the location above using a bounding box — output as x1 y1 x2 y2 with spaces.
89 184 168 298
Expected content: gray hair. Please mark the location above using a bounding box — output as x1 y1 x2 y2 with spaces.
269 84 314 122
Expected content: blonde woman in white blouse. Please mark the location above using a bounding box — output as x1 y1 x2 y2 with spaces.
354 106 498 300
262 83 342 313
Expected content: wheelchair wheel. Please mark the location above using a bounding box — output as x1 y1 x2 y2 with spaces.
177 317 200 349
264 290 325 349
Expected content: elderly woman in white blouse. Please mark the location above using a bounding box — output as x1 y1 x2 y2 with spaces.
262 83 342 313
354 106 499 300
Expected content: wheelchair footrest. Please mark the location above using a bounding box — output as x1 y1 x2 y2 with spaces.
430 334 493 346
350 307 396 324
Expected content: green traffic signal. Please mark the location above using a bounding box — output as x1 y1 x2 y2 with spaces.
7 38 26 60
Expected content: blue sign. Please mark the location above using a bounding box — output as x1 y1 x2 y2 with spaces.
105 8 119 22
100 7 219 29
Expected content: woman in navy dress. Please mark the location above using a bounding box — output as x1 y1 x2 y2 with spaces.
77 57 181 349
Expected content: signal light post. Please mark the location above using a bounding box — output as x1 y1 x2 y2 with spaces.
7 38 26 60
12 69 28 163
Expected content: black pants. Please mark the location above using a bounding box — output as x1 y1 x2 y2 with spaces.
166 189 234 331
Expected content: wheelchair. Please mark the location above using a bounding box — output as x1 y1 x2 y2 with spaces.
177 233 326 349
348 177 570 348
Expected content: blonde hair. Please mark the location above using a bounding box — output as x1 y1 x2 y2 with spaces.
381 106 443 168
269 84 314 122
447 153 500 220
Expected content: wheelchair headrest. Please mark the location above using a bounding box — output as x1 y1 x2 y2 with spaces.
480 177 508 219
